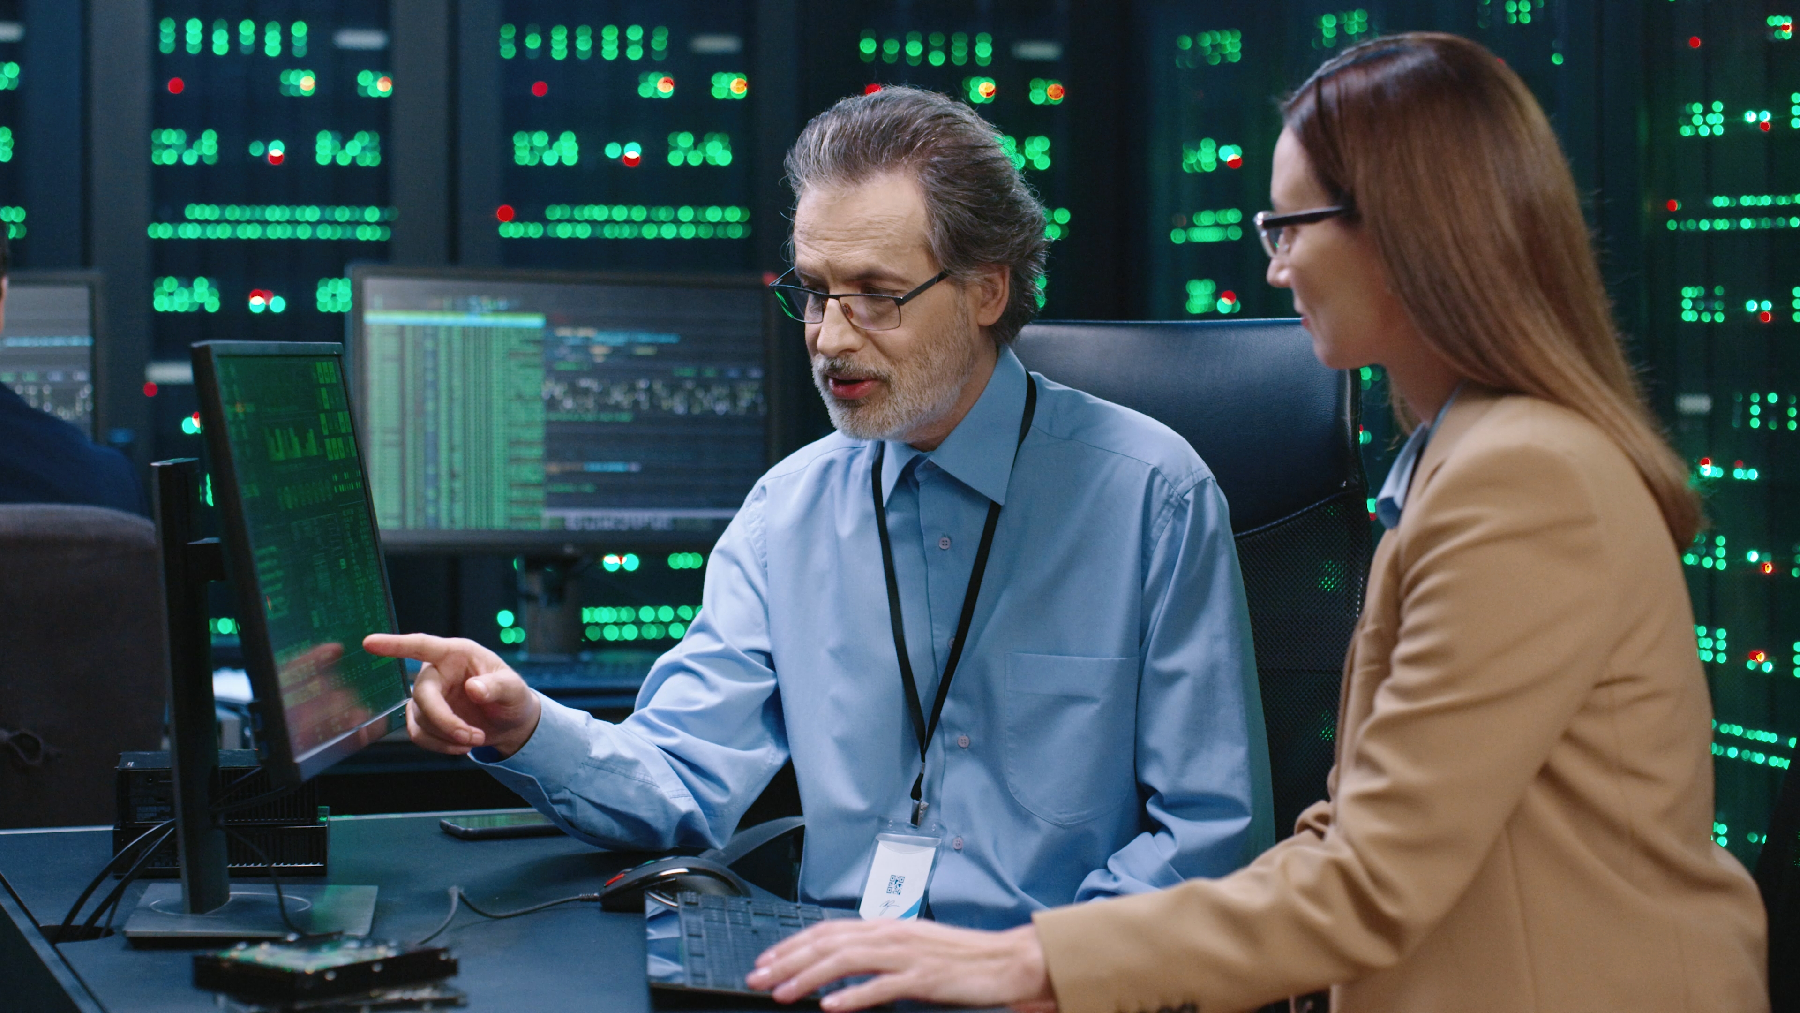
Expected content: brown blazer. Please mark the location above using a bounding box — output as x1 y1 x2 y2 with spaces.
1035 390 1767 1013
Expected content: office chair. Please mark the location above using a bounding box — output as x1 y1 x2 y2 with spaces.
0 505 166 828
1015 319 1370 841
1758 768 1800 1011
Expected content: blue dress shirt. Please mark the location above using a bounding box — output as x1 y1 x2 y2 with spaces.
479 347 1273 928
1374 383 1464 530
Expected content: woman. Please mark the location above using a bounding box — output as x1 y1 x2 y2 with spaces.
747 32 1769 1013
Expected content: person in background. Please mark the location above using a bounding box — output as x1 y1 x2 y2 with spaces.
367 86 1272 929
749 34 1769 1013
0 232 143 515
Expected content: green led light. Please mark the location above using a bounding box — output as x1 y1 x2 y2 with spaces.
356 69 394 98
668 130 732 166
515 129 579 166
1175 29 1241 68
315 130 381 167
316 278 352 313
637 71 676 98
277 68 317 97
496 609 515 628
152 276 221 313
710 72 749 100
151 128 219 166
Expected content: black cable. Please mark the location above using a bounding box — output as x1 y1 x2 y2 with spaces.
51 820 174 945
415 886 603 946
224 826 339 941
81 823 178 934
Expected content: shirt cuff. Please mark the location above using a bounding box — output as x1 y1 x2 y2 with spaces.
469 691 593 794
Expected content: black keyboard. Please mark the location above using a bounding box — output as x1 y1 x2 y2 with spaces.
507 652 660 694
667 892 856 997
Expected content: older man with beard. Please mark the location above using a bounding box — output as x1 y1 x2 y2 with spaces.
366 86 1269 929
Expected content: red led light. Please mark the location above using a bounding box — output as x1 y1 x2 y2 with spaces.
167 77 184 94
656 76 674 95
531 80 548 97
495 204 515 222
1665 199 1679 212
1220 291 1238 304
1699 457 1712 467
1687 36 1702 48
1763 562 1775 574
623 150 642 166
142 382 158 398
1046 83 1065 101
863 82 882 95
266 149 284 165
1761 310 1774 323
1751 651 1767 663
1225 154 1243 168
1761 121 1772 132
977 81 996 99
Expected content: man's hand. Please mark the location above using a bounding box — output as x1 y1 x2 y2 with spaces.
363 633 541 759
745 919 1055 1011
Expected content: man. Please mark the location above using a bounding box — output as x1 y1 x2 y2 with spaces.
368 86 1270 928
0 231 143 514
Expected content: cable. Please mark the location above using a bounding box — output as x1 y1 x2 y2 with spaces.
224 826 340 942
51 820 174 945
414 886 603 946
81 823 178 934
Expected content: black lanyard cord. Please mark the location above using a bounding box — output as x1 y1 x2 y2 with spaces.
872 375 1037 825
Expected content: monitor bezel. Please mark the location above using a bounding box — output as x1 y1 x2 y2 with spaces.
4 270 105 440
191 340 408 785
347 264 784 555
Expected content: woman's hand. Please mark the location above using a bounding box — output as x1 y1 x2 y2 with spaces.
746 918 1056 1011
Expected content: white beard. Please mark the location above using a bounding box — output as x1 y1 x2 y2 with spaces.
812 301 981 442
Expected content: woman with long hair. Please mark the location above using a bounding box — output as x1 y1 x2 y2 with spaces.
748 32 1768 1012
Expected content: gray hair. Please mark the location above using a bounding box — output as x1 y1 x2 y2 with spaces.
784 86 1048 345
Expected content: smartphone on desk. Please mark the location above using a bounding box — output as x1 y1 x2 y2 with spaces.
439 811 564 840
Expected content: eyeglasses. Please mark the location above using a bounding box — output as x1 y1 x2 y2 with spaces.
1253 205 1350 259
768 269 952 331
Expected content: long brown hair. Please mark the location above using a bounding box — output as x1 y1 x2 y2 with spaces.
1284 33 1701 547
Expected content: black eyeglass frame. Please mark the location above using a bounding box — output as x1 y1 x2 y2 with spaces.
1253 205 1351 258
768 268 953 330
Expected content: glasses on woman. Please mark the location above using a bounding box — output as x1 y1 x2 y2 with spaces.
1253 205 1350 259
768 268 951 331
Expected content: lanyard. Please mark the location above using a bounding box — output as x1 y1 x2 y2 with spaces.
872 375 1037 826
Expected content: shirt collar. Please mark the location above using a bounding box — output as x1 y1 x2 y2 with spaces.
878 346 1028 506
1374 381 1463 530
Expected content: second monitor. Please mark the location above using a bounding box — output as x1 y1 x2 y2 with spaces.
350 267 775 553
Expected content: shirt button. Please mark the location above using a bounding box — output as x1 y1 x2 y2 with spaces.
952 837 963 851
957 734 970 748
938 536 952 550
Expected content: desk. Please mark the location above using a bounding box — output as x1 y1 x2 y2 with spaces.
0 812 739 1012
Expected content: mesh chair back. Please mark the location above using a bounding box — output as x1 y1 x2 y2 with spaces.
0 505 166 827
1015 319 1370 838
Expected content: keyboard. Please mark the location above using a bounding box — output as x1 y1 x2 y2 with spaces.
507 651 660 695
650 892 856 998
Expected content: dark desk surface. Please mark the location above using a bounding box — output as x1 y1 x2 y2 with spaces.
0 812 705 1012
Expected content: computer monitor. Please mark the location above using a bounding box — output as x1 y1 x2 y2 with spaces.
0 274 99 436
194 341 408 783
349 266 776 552
126 341 402 938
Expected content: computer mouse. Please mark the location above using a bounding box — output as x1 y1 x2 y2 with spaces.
598 855 752 912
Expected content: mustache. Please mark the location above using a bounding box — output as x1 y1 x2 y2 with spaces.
812 355 891 384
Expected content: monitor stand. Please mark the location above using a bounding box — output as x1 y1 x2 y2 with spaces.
517 555 591 656
125 458 377 942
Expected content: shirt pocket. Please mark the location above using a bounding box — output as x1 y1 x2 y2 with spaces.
1002 652 1137 827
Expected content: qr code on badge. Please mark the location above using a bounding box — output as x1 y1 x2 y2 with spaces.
886 874 905 895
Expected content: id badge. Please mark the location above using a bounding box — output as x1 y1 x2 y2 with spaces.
857 819 942 920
